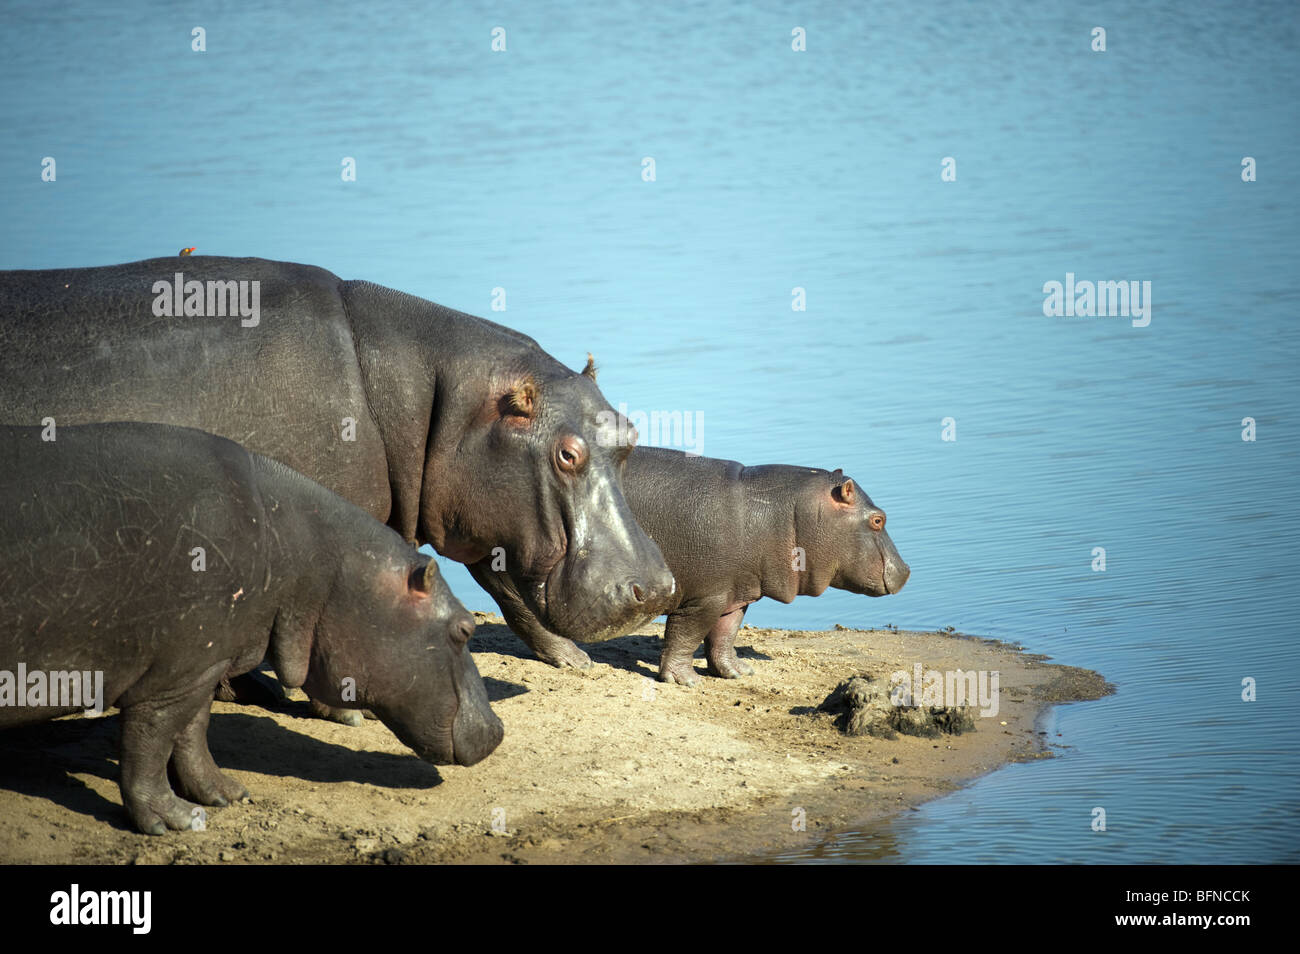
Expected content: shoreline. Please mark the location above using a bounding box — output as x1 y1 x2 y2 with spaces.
0 616 1111 864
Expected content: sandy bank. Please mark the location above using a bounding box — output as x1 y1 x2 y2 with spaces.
0 616 1109 864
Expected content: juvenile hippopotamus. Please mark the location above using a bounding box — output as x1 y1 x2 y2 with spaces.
474 446 909 685
0 257 674 720
0 422 503 834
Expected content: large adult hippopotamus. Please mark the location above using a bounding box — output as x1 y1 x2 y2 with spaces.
0 257 675 716
0 422 503 834
473 446 910 685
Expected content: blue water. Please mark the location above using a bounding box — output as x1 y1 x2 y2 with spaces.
2 0 1296 863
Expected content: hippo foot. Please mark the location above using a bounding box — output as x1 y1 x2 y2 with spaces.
171 762 249 808
534 643 593 670
309 699 364 727
127 792 207 836
706 654 754 679
216 670 287 708
657 660 700 686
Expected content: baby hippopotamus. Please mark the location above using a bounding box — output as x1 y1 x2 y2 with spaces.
473 446 909 685
0 423 504 834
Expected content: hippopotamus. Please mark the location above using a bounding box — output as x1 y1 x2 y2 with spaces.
0 256 675 719
472 446 910 685
0 422 504 834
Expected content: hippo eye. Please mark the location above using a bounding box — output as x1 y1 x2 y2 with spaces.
555 435 587 475
868 512 886 532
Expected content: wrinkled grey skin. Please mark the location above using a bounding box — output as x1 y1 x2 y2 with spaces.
0 257 675 718
477 446 910 685
0 423 503 834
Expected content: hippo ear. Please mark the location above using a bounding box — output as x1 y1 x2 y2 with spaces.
408 559 438 597
498 376 538 419
581 353 598 382
833 478 856 505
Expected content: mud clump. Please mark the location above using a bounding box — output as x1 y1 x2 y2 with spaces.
821 676 976 739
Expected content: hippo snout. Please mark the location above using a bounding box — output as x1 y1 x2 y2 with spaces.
452 702 504 766
622 565 676 613
450 648 504 766
545 547 677 641
597 563 676 632
884 557 910 594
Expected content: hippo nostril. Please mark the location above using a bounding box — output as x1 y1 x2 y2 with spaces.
631 583 646 602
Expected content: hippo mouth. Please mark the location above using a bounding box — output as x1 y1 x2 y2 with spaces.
374 658 503 768
862 571 904 597
392 715 500 768
567 597 657 642
834 569 890 598
401 726 496 767
373 710 457 765
522 530 569 625
839 544 909 597
848 580 890 597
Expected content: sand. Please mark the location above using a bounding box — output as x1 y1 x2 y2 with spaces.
0 615 1110 864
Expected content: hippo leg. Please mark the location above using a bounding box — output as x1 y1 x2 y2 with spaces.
470 562 593 669
308 698 365 727
704 607 754 679
119 675 225 835
658 608 719 686
517 625 593 670
494 600 593 668
215 669 286 708
496 590 593 668
168 698 250 807
216 659 361 726
218 664 367 728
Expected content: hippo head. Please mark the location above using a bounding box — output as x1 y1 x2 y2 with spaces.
801 470 910 597
289 554 504 767
436 357 676 641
